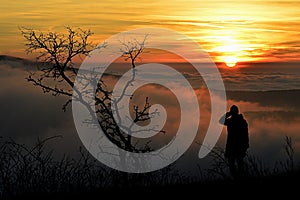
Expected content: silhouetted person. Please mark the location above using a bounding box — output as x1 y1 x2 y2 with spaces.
219 105 249 178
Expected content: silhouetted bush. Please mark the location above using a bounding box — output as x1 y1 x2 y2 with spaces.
0 135 298 198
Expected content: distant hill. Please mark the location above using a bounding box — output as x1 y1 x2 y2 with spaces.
227 89 300 110
0 55 36 70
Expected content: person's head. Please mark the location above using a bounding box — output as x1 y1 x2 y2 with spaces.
230 105 239 116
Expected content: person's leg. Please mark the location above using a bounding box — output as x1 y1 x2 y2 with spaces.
228 156 237 178
237 156 245 177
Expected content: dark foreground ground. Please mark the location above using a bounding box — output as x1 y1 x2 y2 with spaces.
9 170 299 200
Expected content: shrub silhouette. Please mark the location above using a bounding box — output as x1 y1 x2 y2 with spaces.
0 135 298 198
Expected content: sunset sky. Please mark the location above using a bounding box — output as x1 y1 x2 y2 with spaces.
0 0 300 63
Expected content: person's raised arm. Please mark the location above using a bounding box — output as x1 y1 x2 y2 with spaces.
219 112 231 126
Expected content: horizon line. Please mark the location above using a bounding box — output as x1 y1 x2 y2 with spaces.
1 54 300 65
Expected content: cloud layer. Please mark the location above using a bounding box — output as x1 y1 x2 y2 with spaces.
0 60 299 176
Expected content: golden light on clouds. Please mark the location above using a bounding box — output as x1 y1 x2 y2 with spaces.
0 0 300 62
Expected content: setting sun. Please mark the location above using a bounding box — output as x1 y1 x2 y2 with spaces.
224 56 238 68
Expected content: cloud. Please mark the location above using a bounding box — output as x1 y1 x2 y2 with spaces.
0 63 81 157
1 60 300 175
120 82 300 166
107 62 300 92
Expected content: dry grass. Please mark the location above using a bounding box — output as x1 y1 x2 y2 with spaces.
0 135 298 198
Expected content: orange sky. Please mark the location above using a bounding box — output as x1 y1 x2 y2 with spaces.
0 0 300 63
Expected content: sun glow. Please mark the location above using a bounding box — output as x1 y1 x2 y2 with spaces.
210 35 247 63
224 56 238 68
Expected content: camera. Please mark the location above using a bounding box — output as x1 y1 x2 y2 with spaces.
226 111 232 118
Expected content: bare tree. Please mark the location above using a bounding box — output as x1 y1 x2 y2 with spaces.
21 27 155 155
21 27 97 111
